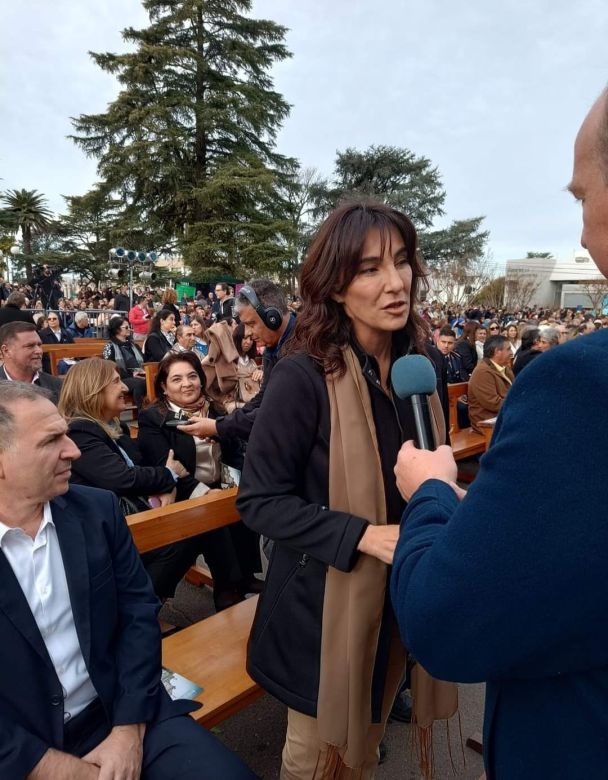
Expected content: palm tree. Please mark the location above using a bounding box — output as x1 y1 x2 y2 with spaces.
1 189 52 279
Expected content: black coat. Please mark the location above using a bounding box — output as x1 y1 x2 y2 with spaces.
453 338 478 375
67 418 175 498
143 331 173 362
237 345 447 715
0 304 34 327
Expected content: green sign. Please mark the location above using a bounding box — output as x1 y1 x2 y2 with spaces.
176 284 196 300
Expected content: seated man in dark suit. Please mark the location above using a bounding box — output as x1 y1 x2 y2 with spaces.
0 382 256 779
0 321 63 404
435 326 469 383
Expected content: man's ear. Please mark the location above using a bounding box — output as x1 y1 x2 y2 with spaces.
0 453 6 481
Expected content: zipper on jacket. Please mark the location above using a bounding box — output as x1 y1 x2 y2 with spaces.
298 553 309 567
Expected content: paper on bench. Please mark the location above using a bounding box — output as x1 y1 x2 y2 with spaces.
161 667 203 701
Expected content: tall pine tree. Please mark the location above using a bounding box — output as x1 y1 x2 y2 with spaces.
70 0 295 279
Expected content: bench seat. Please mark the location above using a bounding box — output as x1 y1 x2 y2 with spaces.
161 595 262 727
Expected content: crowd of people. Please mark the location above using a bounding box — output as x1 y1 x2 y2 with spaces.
3 88 608 780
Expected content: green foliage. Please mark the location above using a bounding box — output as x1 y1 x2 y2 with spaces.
526 251 553 258
0 189 53 278
70 0 295 280
312 145 446 229
307 145 490 300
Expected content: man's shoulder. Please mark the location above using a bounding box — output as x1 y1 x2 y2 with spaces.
53 484 119 521
37 371 63 389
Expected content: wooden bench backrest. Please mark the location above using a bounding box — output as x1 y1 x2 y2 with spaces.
42 341 106 375
447 382 468 434
126 487 239 553
143 362 160 401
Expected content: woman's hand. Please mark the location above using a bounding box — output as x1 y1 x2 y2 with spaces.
165 449 189 478
252 368 263 383
177 417 217 438
157 488 176 507
357 525 400 565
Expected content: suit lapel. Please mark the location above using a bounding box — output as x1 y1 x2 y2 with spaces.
0 550 55 670
52 495 92 668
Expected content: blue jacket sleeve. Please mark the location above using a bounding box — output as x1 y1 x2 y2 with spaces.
391 337 608 683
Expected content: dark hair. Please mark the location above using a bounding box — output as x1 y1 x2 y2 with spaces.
287 200 428 374
233 322 257 359
0 321 37 346
5 292 27 308
149 309 176 335
483 334 509 359
237 279 288 316
152 351 207 406
458 320 481 346
520 326 540 351
438 326 456 338
215 282 228 293
108 316 128 340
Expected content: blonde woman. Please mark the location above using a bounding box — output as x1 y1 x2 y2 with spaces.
58 357 197 600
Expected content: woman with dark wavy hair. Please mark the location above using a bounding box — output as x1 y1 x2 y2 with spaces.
237 200 452 778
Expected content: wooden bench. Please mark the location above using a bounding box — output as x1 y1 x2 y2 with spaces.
125 488 262 727
42 340 106 375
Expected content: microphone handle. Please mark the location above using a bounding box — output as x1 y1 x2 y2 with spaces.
410 394 436 451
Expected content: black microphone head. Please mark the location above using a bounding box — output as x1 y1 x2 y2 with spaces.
391 354 437 399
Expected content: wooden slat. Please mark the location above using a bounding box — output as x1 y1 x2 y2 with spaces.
447 382 468 434
185 563 213 588
42 342 106 375
126 487 240 553
143 361 160 401
162 595 262 727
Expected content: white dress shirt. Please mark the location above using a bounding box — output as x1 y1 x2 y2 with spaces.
0 504 98 721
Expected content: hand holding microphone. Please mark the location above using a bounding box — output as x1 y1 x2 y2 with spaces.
391 355 458 501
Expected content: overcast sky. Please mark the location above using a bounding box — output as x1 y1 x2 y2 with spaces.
2 0 607 270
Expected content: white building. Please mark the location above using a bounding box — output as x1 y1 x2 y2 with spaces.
505 251 606 309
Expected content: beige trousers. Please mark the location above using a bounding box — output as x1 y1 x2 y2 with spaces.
280 708 384 780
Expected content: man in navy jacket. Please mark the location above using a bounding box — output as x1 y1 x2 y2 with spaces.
0 382 255 779
390 90 608 779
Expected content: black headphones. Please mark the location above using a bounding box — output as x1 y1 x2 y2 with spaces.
238 285 283 331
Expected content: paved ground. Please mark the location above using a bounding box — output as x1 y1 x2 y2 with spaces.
162 580 486 779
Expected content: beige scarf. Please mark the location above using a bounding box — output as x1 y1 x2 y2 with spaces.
318 347 457 778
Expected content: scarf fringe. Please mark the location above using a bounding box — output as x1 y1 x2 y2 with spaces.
313 744 365 780
409 713 466 780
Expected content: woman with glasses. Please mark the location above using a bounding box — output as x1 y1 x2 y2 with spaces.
102 315 147 407
39 312 74 374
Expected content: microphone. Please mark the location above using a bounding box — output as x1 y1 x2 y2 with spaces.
391 355 438 450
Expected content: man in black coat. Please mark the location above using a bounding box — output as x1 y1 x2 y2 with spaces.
0 291 35 326
0 321 62 403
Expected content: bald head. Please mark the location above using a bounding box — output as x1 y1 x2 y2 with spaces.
568 90 608 277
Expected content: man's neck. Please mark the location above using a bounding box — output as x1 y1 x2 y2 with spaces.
4 364 35 383
0 501 44 540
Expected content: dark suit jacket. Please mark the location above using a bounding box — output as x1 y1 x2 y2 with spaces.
38 327 74 373
0 365 63 405
0 485 197 778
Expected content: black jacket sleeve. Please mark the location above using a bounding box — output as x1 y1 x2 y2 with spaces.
453 340 477 375
237 358 368 572
143 333 170 363
68 424 176 497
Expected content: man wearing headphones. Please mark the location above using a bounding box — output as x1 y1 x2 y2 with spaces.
178 279 294 441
